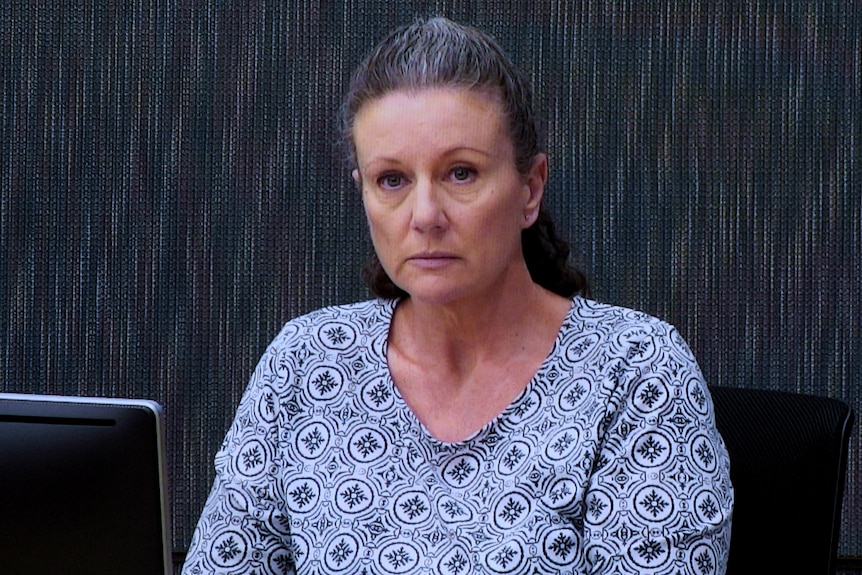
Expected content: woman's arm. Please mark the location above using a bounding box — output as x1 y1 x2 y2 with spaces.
583 323 734 574
182 349 295 575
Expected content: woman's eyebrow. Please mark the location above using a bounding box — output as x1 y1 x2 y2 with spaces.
441 145 495 158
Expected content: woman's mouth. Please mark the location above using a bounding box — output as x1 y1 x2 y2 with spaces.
408 252 458 269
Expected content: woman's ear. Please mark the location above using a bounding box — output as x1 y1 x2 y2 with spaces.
523 153 548 227
352 169 362 187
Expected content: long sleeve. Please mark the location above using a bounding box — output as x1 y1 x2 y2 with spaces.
182 347 295 575
582 323 733 574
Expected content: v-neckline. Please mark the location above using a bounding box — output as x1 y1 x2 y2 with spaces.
378 297 576 446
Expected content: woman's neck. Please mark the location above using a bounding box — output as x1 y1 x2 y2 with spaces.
386 282 571 442
398 282 558 356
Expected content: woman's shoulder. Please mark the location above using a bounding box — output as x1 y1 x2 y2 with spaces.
275 298 396 335
244 299 396 398
567 296 674 333
289 297 396 322
562 296 696 363
261 298 397 356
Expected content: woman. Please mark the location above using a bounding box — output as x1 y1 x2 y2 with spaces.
182 17 732 575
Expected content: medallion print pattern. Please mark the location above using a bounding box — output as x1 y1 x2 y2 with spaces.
182 298 733 575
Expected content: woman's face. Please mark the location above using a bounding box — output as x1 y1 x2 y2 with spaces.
353 87 546 306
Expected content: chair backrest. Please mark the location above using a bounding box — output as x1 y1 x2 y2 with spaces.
709 386 854 575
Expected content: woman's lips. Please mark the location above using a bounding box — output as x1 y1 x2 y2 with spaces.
408 252 458 269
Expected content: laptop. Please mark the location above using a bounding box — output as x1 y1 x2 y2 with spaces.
0 393 173 575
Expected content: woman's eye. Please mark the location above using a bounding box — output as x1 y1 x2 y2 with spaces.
378 174 404 189
450 166 476 182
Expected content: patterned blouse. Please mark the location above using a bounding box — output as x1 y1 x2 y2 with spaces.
182 297 733 575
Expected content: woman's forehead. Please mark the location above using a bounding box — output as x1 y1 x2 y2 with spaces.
355 87 505 131
358 85 503 117
352 88 511 161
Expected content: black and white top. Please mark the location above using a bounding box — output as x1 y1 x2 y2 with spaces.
182 297 733 575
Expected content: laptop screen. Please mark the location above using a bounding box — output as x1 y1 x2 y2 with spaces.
0 393 172 575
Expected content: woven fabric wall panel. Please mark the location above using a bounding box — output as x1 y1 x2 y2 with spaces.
2 0 860 562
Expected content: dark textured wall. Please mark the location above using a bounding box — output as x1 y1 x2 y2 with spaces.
2 0 860 564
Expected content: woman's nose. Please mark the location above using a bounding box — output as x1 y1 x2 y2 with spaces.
410 179 448 233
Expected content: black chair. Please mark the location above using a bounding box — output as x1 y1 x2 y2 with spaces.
709 386 854 575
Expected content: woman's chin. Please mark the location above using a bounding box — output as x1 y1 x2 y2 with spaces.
395 280 458 305
396 279 494 309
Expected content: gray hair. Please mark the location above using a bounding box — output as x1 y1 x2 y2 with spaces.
341 17 540 174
